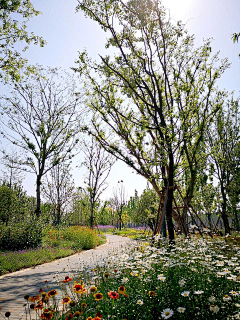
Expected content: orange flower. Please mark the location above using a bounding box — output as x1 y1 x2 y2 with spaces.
94 293 104 301
63 276 73 283
40 309 54 320
62 297 71 304
118 286 126 294
81 288 87 295
148 291 157 297
35 302 43 310
47 290 58 297
87 318 93 320
124 294 129 298
94 317 101 320
108 291 119 299
73 283 84 294
29 295 40 302
90 286 97 293
81 303 87 308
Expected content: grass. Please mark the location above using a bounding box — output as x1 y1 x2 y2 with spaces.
0 226 106 276
3 233 240 320
112 227 152 239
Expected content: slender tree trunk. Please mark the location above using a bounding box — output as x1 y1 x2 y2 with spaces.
90 197 94 229
35 174 41 218
182 171 196 233
166 153 175 244
220 182 231 235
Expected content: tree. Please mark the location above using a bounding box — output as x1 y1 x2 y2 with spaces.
207 97 240 234
82 136 115 228
111 181 127 231
71 187 91 225
42 161 75 225
0 68 83 217
232 32 240 58
0 0 45 81
75 0 229 242
0 148 25 187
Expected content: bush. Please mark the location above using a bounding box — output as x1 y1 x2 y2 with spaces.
44 226 99 250
0 219 42 250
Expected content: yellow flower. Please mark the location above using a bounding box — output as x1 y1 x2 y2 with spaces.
93 293 104 301
118 286 126 294
149 291 157 297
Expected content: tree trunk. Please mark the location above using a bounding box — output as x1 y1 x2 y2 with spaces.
35 175 41 218
166 153 175 244
220 183 231 235
90 199 94 229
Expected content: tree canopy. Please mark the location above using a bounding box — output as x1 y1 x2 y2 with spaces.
0 0 45 81
74 0 229 241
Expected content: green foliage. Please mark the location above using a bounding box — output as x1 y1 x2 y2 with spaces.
0 225 105 275
43 226 100 250
0 180 35 224
0 218 42 250
127 186 159 229
0 0 46 81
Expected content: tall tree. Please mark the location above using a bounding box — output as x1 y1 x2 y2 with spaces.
82 136 115 228
0 68 83 217
75 0 229 242
0 0 45 81
207 97 240 234
111 181 127 231
42 160 75 225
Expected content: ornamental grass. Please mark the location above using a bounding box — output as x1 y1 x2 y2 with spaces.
1 234 240 319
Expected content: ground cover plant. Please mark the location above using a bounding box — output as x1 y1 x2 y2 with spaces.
0 226 105 275
3 234 240 320
113 227 152 240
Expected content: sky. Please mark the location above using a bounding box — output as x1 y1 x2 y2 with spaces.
1 0 240 201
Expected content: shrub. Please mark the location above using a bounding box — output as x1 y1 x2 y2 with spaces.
0 219 42 250
44 226 99 250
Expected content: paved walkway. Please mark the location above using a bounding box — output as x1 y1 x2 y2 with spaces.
0 235 133 319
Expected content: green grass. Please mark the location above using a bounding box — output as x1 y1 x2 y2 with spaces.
0 226 106 276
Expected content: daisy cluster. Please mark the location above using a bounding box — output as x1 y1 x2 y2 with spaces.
3 234 240 320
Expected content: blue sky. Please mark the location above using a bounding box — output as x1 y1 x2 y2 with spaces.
2 0 240 200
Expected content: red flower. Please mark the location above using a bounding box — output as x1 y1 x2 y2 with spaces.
66 313 73 320
39 288 43 293
40 309 54 320
48 290 57 297
95 312 103 318
63 276 73 283
73 283 84 294
108 291 119 299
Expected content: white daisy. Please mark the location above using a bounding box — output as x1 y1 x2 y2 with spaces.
181 291 190 297
223 295 232 302
209 296 216 302
194 290 204 295
137 300 143 306
177 307 185 313
178 279 185 286
161 308 174 319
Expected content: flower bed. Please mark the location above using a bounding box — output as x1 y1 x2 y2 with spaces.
2 234 240 319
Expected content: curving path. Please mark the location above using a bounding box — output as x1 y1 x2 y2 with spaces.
0 235 133 320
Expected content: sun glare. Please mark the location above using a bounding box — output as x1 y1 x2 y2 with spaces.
162 0 193 21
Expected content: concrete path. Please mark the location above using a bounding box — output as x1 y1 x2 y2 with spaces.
0 235 133 320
